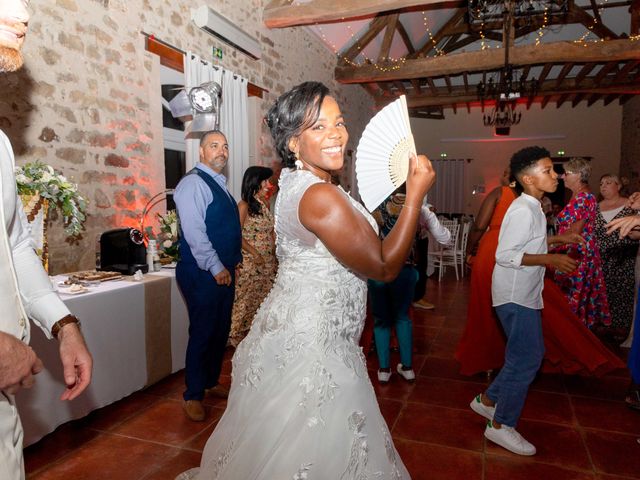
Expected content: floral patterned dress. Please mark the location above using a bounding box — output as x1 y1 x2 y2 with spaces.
553 192 611 327
229 198 277 344
594 205 639 333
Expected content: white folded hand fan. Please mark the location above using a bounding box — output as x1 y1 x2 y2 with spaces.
355 95 416 212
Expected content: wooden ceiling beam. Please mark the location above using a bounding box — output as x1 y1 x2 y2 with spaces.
556 93 571 108
575 62 597 85
395 18 416 55
340 16 388 63
444 75 453 93
410 79 422 94
378 13 400 62
568 2 619 39
336 39 640 83
594 61 619 85
572 92 587 106
263 0 455 28
427 77 439 95
588 93 603 105
613 59 640 82
541 96 552 109
373 77 640 108
556 62 575 87
394 81 407 94
410 7 467 58
538 64 554 84
604 94 619 105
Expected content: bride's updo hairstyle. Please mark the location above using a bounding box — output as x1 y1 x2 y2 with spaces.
265 81 330 168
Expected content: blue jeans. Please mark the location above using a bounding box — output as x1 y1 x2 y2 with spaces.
486 303 545 427
368 265 418 369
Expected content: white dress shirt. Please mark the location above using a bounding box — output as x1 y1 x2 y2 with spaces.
1 130 70 342
492 193 547 310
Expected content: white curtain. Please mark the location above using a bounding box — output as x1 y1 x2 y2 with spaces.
185 52 249 199
429 159 467 214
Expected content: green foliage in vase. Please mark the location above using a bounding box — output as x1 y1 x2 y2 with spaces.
14 161 88 238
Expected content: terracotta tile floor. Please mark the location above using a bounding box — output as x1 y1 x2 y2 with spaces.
25 274 640 479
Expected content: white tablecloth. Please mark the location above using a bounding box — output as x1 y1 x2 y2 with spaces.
16 269 189 446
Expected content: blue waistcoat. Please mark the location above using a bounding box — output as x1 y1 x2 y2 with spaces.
178 168 242 270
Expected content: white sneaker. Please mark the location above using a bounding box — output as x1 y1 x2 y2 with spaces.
377 370 392 383
396 364 416 382
470 394 496 421
484 421 536 456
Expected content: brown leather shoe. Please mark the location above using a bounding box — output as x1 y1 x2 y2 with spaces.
205 384 229 399
183 400 205 422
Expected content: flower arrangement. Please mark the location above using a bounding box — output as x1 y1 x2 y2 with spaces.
157 209 180 262
14 161 88 237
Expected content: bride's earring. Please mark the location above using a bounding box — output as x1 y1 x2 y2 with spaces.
294 151 303 170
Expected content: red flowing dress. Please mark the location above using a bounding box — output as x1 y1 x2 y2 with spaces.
455 187 623 376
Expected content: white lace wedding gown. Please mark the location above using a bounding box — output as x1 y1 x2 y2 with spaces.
178 169 411 480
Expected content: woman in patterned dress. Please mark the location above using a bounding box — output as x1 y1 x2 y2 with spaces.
594 174 639 341
553 158 611 327
228 166 277 346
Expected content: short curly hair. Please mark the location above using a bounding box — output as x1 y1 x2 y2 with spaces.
265 81 330 168
565 157 592 184
510 146 551 185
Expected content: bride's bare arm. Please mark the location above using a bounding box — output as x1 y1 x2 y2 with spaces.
299 154 435 282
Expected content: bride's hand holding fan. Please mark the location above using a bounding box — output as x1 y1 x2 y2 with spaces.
405 153 435 207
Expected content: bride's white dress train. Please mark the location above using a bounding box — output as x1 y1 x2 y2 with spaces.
178 169 411 480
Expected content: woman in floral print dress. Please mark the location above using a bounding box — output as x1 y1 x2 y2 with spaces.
553 158 611 328
228 166 277 346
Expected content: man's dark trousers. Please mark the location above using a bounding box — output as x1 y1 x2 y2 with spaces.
177 262 235 401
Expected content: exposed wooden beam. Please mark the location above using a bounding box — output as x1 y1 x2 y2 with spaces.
537 64 554 84
568 2 619 39
410 7 467 58
575 63 597 85
340 16 387 64
604 94 619 105
263 0 455 28
594 61 619 85
444 75 453 93
572 92 587 106
427 78 439 95
396 18 416 55
336 39 640 83
410 79 422 94
620 94 634 104
372 77 640 108
556 93 571 108
378 13 400 62
633 0 640 34
613 59 640 81
541 96 552 109
588 93 603 105
394 81 407 95
556 62 575 87
589 0 603 24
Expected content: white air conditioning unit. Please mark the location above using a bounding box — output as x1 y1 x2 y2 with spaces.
191 6 261 60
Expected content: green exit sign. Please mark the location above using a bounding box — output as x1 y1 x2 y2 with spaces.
212 47 223 59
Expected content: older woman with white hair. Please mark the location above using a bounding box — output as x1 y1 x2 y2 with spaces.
594 174 639 341
553 158 611 328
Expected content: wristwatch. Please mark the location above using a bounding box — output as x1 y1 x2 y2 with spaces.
51 315 80 339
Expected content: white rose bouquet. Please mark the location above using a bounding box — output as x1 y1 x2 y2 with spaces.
15 161 88 237
157 209 179 261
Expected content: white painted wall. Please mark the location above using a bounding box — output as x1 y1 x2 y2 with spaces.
411 102 623 214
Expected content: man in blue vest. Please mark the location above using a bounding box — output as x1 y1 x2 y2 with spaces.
174 130 242 421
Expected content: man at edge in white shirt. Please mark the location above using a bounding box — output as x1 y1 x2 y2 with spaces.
0 2 93 478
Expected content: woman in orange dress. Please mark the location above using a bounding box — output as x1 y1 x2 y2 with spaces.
456 168 623 377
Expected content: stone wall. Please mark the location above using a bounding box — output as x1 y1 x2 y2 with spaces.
0 0 374 274
620 96 640 193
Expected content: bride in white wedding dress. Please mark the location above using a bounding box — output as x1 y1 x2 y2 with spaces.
178 81 435 480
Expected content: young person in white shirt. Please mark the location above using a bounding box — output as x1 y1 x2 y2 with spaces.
468 146 584 456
